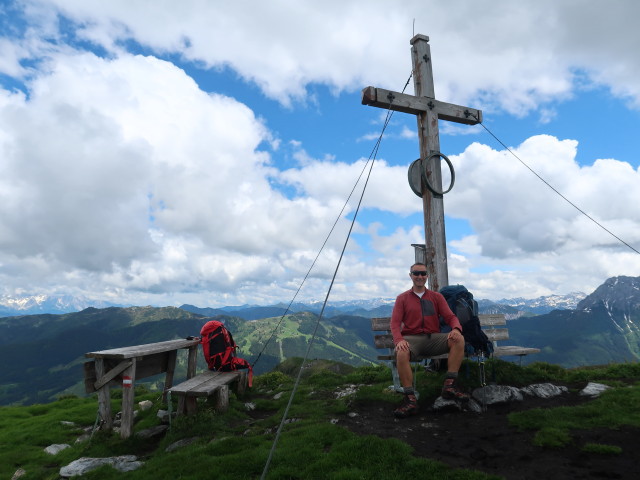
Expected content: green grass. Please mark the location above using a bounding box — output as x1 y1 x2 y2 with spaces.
581 443 622 455
1 360 638 479
508 383 640 448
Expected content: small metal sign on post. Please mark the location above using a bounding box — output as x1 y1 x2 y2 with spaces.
362 34 482 292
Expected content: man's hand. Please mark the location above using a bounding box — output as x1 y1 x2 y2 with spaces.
395 339 410 352
448 329 464 344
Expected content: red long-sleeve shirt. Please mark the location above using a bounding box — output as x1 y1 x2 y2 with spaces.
391 288 462 344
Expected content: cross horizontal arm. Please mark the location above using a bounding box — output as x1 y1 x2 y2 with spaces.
361 86 482 125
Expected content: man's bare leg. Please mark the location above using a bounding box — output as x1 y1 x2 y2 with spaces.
396 349 413 388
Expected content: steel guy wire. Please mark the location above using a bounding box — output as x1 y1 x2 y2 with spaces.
252 72 413 370
471 113 640 256
259 72 413 480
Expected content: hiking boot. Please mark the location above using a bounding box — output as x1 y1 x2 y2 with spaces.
393 394 418 418
441 379 470 402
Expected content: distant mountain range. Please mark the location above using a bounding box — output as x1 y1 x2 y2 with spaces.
0 294 124 317
180 291 587 320
0 291 586 318
1 277 637 406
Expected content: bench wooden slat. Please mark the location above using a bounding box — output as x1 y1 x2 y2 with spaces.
373 314 506 331
371 317 392 331
494 346 541 357
85 339 200 359
478 314 507 326
374 325 510 342
374 334 394 349
484 328 509 342
377 353 448 361
177 373 241 396
168 371 240 394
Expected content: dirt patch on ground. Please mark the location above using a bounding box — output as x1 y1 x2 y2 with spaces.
339 386 639 480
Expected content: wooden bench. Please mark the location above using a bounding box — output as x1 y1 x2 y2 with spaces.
84 338 200 438
168 370 248 415
371 314 540 391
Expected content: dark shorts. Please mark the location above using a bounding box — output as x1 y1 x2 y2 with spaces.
403 333 449 361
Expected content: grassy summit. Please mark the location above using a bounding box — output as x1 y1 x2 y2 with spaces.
1 359 639 479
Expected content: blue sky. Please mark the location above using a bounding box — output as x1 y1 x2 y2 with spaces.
0 0 639 308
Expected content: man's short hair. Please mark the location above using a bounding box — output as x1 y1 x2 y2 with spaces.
410 262 426 271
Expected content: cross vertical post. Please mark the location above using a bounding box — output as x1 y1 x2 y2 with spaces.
412 35 447 291
361 34 482 292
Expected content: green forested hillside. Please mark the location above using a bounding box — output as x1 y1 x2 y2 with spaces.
508 304 640 367
233 312 376 374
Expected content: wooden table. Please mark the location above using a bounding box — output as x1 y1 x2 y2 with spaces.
84 338 200 438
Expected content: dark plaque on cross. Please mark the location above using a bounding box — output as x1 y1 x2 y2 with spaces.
361 34 482 292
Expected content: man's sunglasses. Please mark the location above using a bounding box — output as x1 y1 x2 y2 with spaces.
410 270 427 276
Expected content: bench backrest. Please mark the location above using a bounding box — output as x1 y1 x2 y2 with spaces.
371 314 509 350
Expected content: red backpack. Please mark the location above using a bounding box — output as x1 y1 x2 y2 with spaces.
200 320 252 386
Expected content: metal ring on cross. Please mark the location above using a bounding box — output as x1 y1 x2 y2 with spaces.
422 152 455 196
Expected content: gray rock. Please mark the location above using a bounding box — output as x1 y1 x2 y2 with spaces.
157 409 174 423
44 444 70 455
433 395 484 413
138 400 153 411
432 396 463 411
59 456 143 477
135 425 168 439
521 383 568 398
165 437 200 452
334 384 360 399
472 385 523 404
580 382 610 397
464 398 484 413
420 422 437 428
75 434 91 444
11 468 26 480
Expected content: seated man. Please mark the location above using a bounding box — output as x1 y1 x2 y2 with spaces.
391 262 468 418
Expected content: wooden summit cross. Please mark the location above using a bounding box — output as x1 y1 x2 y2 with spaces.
362 34 482 292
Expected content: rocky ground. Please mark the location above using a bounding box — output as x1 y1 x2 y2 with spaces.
339 384 639 480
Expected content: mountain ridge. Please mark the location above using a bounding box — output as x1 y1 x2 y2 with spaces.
0 292 586 318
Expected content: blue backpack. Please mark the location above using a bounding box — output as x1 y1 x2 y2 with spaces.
439 285 493 356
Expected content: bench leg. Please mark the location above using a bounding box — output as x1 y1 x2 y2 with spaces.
185 395 198 415
163 350 177 404
390 361 403 393
214 385 229 411
95 359 113 430
120 359 137 439
212 385 229 412
175 394 187 416
234 371 248 396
